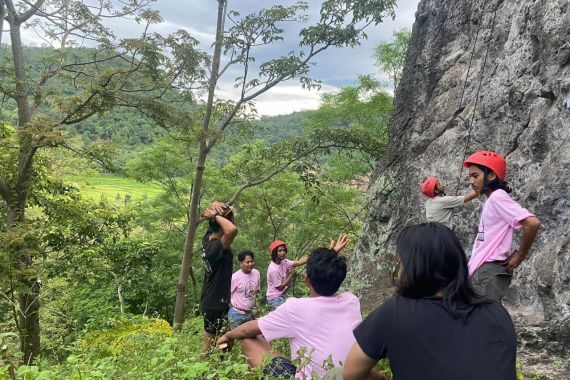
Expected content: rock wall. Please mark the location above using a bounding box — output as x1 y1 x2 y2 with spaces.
349 0 570 359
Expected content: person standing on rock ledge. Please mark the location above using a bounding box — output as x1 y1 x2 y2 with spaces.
464 151 541 302
421 176 479 229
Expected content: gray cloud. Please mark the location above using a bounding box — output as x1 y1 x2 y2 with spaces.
42 0 419 116
102 0 421 114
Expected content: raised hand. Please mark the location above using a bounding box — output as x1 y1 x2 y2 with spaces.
210 201 227 215
203 207 217 219
330 234 349 253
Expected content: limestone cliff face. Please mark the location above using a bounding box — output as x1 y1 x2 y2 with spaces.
349 0 569 353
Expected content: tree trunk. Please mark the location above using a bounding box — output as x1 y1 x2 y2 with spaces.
173 0 227 330
18 280 41 364
0 1 5 45
6 11 42 363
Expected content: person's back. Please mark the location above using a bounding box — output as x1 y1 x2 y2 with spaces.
343 224 517 380
217 234 355 379
425 195 464 228
353 296 516 380
259 292 361 378
421 177 478 229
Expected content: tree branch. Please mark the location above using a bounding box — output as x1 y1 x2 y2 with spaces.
19 0 45 23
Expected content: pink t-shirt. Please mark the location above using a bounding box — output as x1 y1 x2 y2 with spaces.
266 259 294 300
468 189 534 276
258 292 362 379
230 269 260 314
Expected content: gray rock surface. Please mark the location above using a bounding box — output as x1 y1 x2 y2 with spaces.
348 0 570 373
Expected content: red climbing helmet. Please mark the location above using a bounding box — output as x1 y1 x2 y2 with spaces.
269 240 287 254
463 151 507 181
421 177 438 198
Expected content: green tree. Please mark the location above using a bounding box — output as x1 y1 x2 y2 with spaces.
305 75 393 178
373 27 411 89
172 0 397 330
0 0 201 362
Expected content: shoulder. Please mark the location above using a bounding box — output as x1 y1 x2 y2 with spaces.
204 236 221 247
489 189 511 201
339 292 360 303
367 295 406 317
252 269 261 277
475 301 513 320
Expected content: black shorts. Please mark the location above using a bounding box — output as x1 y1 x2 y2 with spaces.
202 308 228 334
262 356 296 379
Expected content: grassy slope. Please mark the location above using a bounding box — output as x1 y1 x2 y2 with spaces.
69 175 163 203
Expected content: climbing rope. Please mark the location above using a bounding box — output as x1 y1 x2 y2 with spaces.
455 0 501 192
287 1 503 289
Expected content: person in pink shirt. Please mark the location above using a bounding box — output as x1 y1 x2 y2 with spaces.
266 239 308 310
217 234 361 379
464 151 541 302
228 250 260 329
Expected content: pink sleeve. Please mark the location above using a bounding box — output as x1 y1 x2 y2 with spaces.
258 302 294 341
231 273 238 293
492 191 534 228
255 270 261 291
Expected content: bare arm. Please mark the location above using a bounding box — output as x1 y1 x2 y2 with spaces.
463 190 479 203
216 215 238 249
343 342 388 380
276 270 296 291
217 320 262 347
507 215 541 271
204 204 237 250
291 256 307 267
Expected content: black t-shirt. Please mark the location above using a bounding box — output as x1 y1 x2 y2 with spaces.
199 233 233 311
354 296 517 380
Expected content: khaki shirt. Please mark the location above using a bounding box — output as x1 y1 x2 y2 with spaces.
425 195 464 229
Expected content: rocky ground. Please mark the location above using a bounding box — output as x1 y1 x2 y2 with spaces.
508 305 570 379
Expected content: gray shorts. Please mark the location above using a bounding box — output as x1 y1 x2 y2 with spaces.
471 260 513 302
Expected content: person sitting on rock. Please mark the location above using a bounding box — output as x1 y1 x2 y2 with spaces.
421 176 479 229
217 234 361 379
265 239 308 310
342 223 517 380
228 250 260 330
464 150 540 302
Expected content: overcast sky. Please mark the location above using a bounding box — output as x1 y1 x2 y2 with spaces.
20 0 420 116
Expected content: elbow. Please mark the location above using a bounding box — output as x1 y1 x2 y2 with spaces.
527 216 541 230
342 369 361 380
228 226 238 238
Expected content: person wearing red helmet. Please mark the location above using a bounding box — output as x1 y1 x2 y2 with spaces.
464 151 541 302
266 239 308 310
217 234 361 379
200 201 238 354
421 176 479 229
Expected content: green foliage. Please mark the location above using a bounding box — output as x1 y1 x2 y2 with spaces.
80 316 172 357
6 316 261 380
305 75 392 179
374 27 412 89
